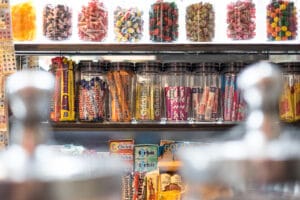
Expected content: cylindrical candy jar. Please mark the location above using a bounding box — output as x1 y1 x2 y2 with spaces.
222 62 246 122
191 63 220 121
226 0 256 40
77 0 108 42
78 61 108 122
107 62 134 122
11 0 37 41
185 0 215 42
134 62 162 122
113 1 144 42
149 0 179 42
42 0 72 41
266 0 297 41
162 63 191 122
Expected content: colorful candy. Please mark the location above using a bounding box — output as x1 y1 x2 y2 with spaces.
107 63 134 122
11 1 36 41
43 4 72 41
227 0 256 40
114 7 143 42
165 86 191 121
186 2 215 42
78 77 107 122
78 0 108 42
267 0 297 41
149 2 178 42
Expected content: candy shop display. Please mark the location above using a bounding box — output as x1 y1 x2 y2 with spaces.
78 61 107 122
107 62 134 122
267 0 297 41
134 62 162 122
50 57 75 122
186 1 215 42
78 0 108 42
43 4 72 41
227 0 256 40
11 0 36 41
114 6 143 42
191 63 220 121
163 63 191 121
222 63 246 122
279 63 300 122
149 1 178 42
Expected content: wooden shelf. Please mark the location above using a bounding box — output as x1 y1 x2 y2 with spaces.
14 43 300 54
49 122 238 132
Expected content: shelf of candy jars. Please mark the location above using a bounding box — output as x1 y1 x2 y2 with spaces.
15 53 300 136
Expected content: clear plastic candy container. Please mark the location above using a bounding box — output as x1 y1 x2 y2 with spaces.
78 61 108 122
149 1 179 42
267 0 297 41
186 1 215 42
162 62 191 122
135 62 162 122
43 2 72 41
78 0 108 42
11 0 37 41
227 0 256 40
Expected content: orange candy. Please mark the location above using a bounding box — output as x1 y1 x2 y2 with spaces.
11 1 36 41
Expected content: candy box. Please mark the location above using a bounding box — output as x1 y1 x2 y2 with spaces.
134 144 158 173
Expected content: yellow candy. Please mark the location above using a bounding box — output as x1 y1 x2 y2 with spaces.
280 4 286 10
281 26 287 32
127 28 134 33
286 31 292 37
273 17 279 23
127 21 132 27
116 20 122 27
271 23 277 28
275 36 281 41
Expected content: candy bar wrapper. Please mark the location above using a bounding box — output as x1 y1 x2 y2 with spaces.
60 59 75 121
136 83 151 120
110 140 134 172
150 85 161 121
294 82 300 121
237 91 247 121
204 87 216 121
159 141 191 161
212 87 219 120
192 87 202 121
134 144 158 173
165 87 191 121
122 174 133 200
279 83 294 122
223 75 231 121
158 191 181 200
146 171 159 200
132 172 147 200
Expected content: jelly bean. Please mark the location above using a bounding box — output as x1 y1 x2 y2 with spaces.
267 0 297 41
114 7 143 42
43 4 72 41
78 0 108 42
186 2 215 42
227 0 256 40
149 2 178 42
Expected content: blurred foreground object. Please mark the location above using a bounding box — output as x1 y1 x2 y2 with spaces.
181 62 300 200
0 70 122 200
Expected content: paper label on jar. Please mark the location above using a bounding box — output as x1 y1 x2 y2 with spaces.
134 145 158 173
165 86 191 121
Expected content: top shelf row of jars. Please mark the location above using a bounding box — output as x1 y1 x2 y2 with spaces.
8 0 300 43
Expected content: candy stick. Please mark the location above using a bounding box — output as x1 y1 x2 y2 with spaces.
107 72 120 122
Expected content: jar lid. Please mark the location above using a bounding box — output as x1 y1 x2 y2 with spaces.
192 63 217 73
135 62 162 73
163 62 191 72
78 60 105 73
223 62 242 74
110 62 134 71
